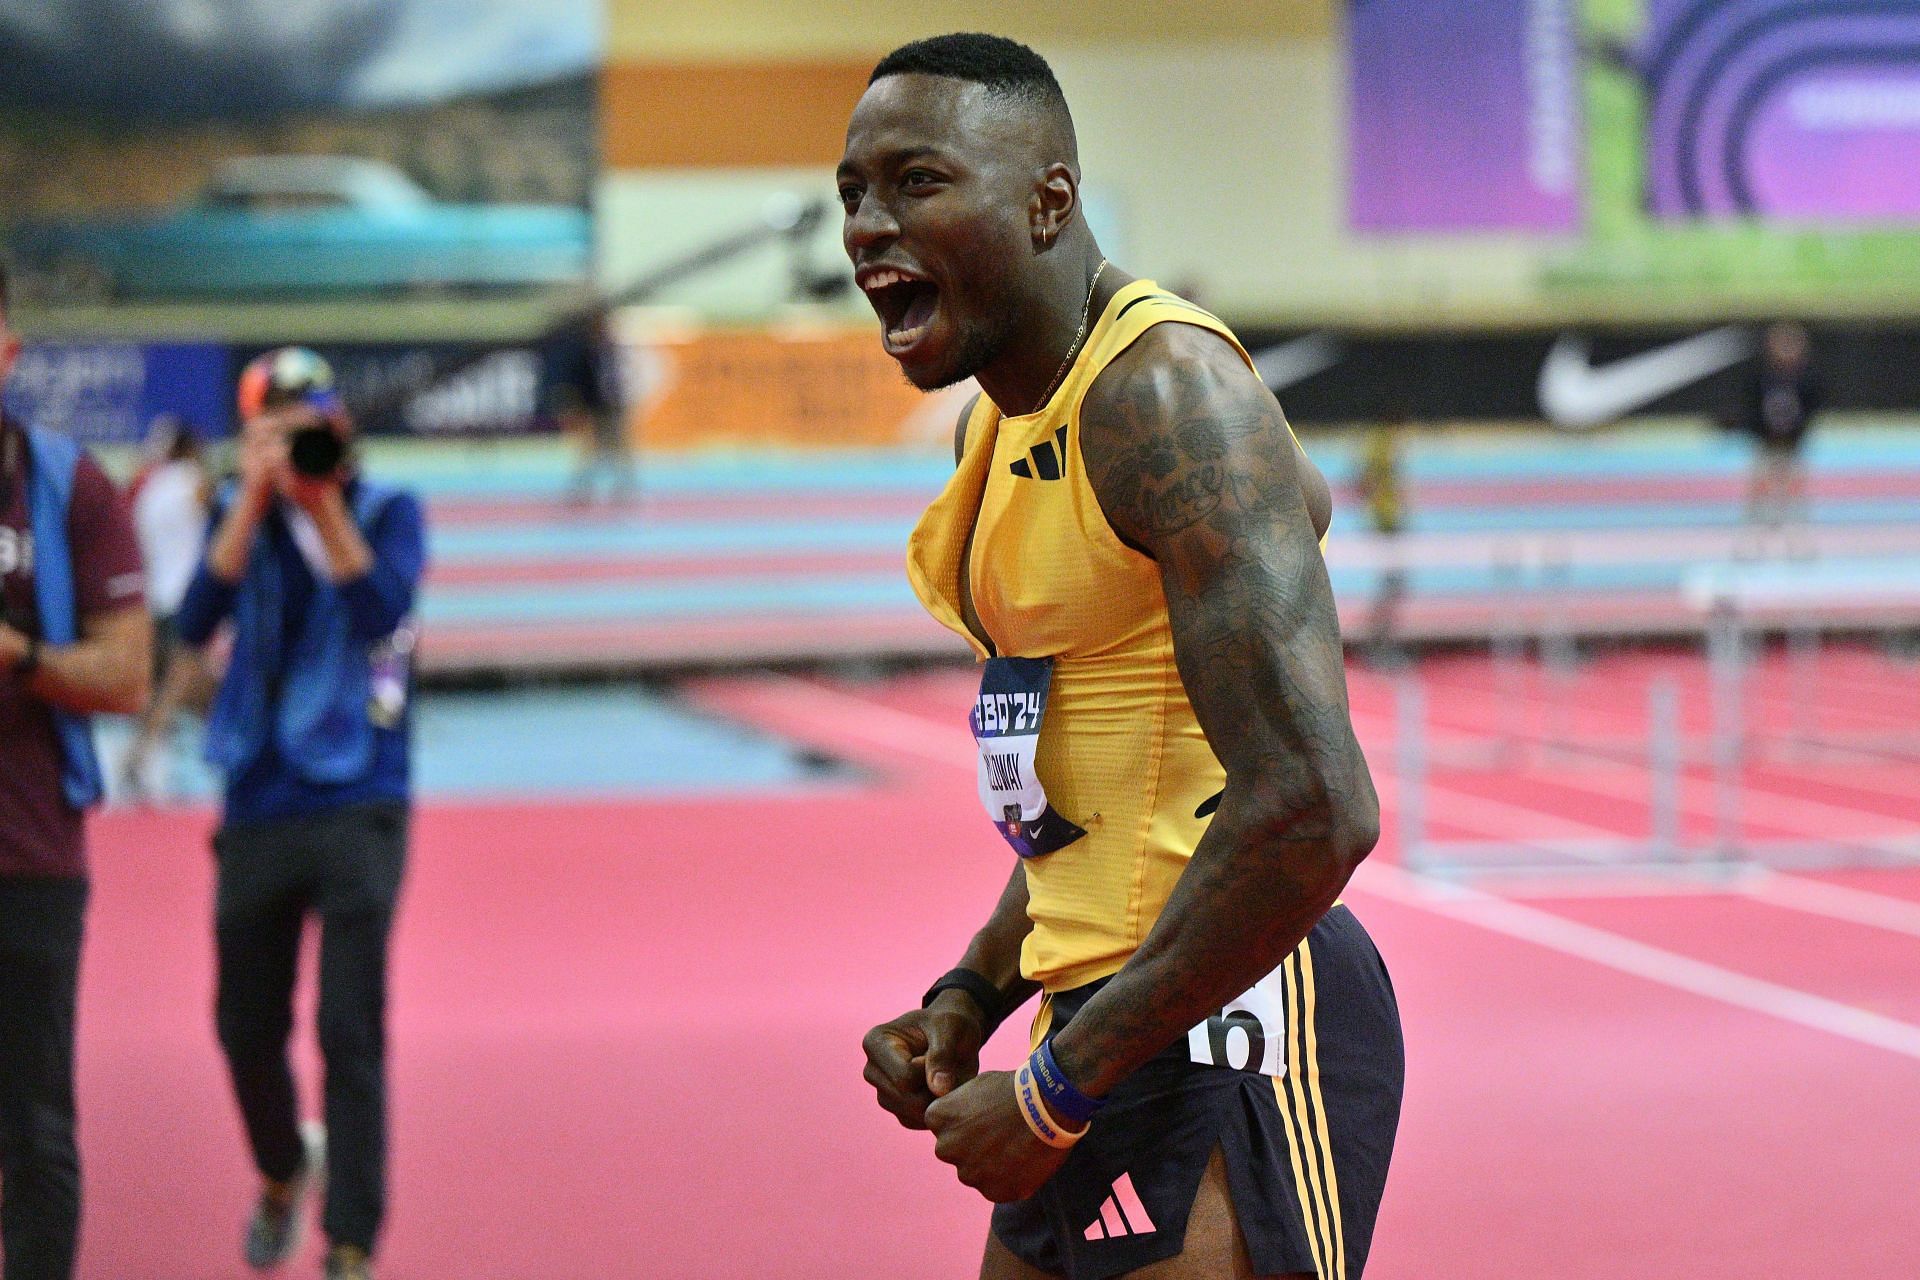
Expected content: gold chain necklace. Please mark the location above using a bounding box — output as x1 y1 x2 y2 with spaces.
1031 258 1108 414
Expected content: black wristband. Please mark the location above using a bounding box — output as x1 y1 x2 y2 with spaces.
12 635 40 677
922 967 1007 1038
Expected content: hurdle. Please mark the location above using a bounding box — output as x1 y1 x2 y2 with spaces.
1685 566 1920 869
1396 564 1920 881
1396 668 1711 882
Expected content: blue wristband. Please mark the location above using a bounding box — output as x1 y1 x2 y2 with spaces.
1029 1039 1105 1126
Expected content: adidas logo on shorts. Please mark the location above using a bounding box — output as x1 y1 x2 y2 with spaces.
1083 1171 1157 1241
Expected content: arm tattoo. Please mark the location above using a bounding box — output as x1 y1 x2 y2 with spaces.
1061 325 1378 1096
1090 361 1280 541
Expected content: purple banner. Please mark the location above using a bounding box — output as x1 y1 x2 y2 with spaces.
1639 0 1920 223
1347 0 1582 233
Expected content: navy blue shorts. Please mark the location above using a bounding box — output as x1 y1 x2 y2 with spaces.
991 905 1403 1280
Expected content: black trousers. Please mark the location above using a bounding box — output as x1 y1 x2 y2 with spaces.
213 801 407 1255
0 876 87 1280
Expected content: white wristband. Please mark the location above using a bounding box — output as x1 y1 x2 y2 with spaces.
1013 1061 1088 1149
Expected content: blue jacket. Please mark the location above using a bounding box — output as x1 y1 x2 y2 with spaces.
178 478 425 819
24 427 105 809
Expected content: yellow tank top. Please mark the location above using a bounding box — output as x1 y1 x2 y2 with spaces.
907 280 1275 991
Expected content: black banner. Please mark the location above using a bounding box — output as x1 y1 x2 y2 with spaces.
1238 323 1920 427
229 341 561 437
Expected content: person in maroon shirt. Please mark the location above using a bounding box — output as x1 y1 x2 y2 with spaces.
0 261 150 1280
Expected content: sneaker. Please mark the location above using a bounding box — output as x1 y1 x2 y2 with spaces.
243 1121 326 1270
326 1244 375 1280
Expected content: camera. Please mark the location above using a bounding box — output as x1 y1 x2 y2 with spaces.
289 422 346 477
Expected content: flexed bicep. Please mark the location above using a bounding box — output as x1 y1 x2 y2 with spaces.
1080 324 1369 849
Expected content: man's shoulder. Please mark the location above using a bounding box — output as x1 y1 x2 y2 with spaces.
1089 316 1251 399
1075 315 1306 550
1082 318 1265 442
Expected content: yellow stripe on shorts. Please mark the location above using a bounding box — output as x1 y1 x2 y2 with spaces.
1299 942 1348 1280
1274 952 1335 1278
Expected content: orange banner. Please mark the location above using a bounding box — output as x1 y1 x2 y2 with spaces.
601 60 871 169
626 322 969 450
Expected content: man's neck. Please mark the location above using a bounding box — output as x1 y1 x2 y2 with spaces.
978 252 1120 417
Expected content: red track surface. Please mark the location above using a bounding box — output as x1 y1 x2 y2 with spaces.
74 658 1920 1278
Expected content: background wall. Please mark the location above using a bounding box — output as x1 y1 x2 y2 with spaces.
597 0 1550 327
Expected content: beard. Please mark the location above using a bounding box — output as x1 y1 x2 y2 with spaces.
903 306 1013 393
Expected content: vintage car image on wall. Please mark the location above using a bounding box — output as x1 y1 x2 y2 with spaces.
6 155 593 300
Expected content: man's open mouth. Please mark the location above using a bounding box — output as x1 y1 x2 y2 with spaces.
861 268 941 354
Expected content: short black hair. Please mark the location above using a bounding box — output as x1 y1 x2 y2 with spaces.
0 257 10 316
870 33 1069 114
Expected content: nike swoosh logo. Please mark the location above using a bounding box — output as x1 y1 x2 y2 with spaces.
1538 327 1752 429
1249 332 1343 392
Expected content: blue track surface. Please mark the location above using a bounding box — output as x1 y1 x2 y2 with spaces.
100 684 845 803
309 423 1920 668
430 517 914 560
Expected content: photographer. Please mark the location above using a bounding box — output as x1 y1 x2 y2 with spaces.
175 350 425 1280
1 261 150 1280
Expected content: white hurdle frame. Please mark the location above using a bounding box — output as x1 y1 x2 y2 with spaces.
1399 571 1920 880
1397 670 1703 880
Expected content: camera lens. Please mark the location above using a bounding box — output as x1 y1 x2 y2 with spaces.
289 424 345 477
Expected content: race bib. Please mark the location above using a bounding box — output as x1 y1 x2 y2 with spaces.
1185 963 1289 1078
970 657 1086 859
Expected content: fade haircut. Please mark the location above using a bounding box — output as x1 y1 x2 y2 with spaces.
870 33 1074 138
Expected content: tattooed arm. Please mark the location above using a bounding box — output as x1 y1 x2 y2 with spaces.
1049 322 1378 1098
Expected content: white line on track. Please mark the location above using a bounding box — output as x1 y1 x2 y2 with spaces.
1741 872 1920 940
1355 861 1920 1062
